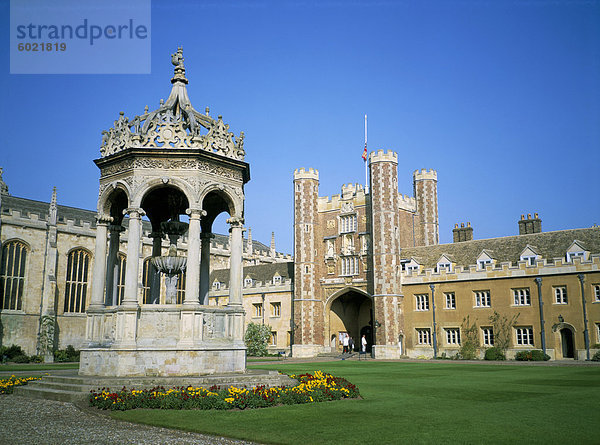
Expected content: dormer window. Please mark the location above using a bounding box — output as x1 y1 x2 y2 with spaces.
436 255 453 273
567 251 585 262
272 274 282 285
212 281 221 290
566 240 589 263
437 263 451 272
478 259 492 270
519 245 540 266
402 258 420 273
476 250 494 270
244 277 253 287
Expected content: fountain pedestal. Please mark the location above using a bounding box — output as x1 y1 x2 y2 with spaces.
80 304 246 377
80 223 247 377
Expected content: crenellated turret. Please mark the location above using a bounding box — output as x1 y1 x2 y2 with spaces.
292 167 323 350
413 168 439 246
369 149 402 356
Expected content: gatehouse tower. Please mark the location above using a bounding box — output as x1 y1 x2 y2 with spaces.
291 149 439 359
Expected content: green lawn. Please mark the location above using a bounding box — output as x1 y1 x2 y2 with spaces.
110 361 599 444
0 362 79 372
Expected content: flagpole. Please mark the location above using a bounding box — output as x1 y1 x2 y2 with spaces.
364 114 369 193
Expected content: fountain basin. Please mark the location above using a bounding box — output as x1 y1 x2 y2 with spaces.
151 255 187 275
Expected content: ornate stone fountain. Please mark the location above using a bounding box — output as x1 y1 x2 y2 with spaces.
80 48 286 383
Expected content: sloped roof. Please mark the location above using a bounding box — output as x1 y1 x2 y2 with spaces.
210 262 294 286
402 227 600 269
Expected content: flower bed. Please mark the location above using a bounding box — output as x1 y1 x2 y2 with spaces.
89 370 360 411
0 375 41 394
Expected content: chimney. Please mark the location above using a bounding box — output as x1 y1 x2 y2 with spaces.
518 213 542 235
453 222 473 242
270 232 276 258
246 227 253 255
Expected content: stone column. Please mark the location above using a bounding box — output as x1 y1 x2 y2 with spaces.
89 215 112 310
227 216 244 306
148 232 163 304
200 232 214 305
121 208 144 306
184 208 205 305
105 225 123 306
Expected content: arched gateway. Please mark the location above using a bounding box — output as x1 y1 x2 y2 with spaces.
80 49 250 377
326 288 373 353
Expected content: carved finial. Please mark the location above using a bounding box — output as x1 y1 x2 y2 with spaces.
171 47 184 68
171 47 188 84
205 106 210 116
159 98 164 106
49 187 58 225
144 105 149 114
0 167 8 196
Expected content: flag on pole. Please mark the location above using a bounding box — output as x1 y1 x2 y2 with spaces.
362 142 367 161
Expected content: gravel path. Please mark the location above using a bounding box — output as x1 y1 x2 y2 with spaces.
0 395 256 445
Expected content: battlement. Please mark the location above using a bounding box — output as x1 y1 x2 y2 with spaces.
208 276 293 297
294 168 319 180
2 206 99 232
341 183 363 199
398 193 416 212
317 186 368 212
413 168 437 181
369 149 398 164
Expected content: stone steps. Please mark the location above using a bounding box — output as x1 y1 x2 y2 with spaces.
317 352 342 357
317 352 359 359
14 383 89 403
15 370 297 404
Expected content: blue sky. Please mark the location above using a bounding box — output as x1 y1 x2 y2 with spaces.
2 0 599 254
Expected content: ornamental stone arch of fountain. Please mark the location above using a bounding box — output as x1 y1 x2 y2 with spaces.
79 48 251 377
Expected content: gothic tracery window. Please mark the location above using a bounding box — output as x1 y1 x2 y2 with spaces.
63 249 91 313
0 240 28 311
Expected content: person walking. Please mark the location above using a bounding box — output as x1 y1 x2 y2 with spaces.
348 336 355 353
342 333 349 354
361 334 367 353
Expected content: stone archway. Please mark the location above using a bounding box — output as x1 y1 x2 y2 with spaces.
140 185 190 305
552 322 576 359
327 288 372 353
560 328 575 358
